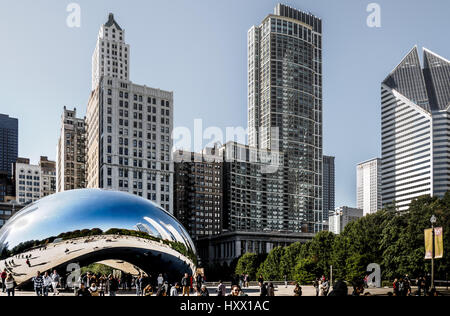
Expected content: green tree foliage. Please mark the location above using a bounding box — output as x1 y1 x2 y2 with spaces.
292 257 316 284
235 253 266 280
257 247 285 281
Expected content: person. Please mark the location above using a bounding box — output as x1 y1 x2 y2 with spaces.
98 277 106 296
196 273 203 293
157 273 164 288
351 279 365 296
228 285 247 297
32 271 44 296
26 258 31 267
217 280 226 296
181 273 190 296
268 283 275 296
284 274 288 288
51 270 60 295
260 282 268 296
136 274 144 296
5 273 15 297
42 271 53 296
313 278 320 296
244 274 249 288
293 283 302 296
327 280 348 296
199 285 209 296
364 275 369 288
239 273 244 289
425 274 431 295
320 279 330 296
257 275 264 287
397 278 405 297
170 283 179 296
163 281 170 296
143 284 154 296
109 275 119 296
417 276 424 296
393 278 399 296
89 283 99 296
76 283 91 296
1 269 7 293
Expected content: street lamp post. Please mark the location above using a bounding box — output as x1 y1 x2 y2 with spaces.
430 215 437 289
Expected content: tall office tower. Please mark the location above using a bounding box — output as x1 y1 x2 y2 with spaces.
323 156 335 225
173 149 223 241
86 14 174 213
381 47 450 211
39 156 56 198
357 158 382 216
56 107 86 192
248 4 323 232
0 114 18 176
91 13 130 90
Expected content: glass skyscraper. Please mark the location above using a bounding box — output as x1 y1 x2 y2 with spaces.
0 114 18 176
381 47 450 211
248 4 323 233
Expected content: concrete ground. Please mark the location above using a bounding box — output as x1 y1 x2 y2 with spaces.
2 285 448 296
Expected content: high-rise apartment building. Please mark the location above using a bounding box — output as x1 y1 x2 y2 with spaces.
381 47 450 211
323 156 335 225
357 158 381 216
173 149 223 240
56 107 86 192
248 4 323 233
86 14 174 213
0 114 18 176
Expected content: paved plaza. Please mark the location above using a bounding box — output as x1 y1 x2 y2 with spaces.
3 284 446 297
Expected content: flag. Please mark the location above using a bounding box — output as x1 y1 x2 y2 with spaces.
425 227 444 259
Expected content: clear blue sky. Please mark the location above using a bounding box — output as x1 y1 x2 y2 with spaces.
0 0 449 208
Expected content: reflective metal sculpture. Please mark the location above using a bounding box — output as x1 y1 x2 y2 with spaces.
0 189 196 286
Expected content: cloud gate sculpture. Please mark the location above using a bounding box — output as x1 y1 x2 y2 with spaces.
0 189 196 286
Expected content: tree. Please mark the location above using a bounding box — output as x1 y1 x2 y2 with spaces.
235 253 266 281
257 247 285 281
279 242 306 280
292 257 316 284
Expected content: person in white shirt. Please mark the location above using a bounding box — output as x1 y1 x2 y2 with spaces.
51 270 60 295
42 271 53 296
170 283 179 296
157 273 164 288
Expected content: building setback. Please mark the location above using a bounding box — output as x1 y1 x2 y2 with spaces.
39 156 56 198
57 107 86 192
248 4 323 233
357 158 381 216
86 14 174 213
381 47 450 211
0 114 18 177
173 148 223 241
323 155 335 226
328 206 363 235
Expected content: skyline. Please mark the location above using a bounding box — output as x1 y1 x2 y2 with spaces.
1 0 450 208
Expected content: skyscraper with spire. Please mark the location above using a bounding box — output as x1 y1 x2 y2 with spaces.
381 47 450 211
86 14 174 213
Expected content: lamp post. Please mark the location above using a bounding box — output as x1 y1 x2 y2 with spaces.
430 215 437 289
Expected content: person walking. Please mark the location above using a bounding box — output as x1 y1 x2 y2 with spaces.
157 273 164 289
260 282 268 296
293 283 302 296
136 274 144 296
217 280 226 296
268 283 275 296
42 271 53 296
196 273 203 294
257 275 264 287
244 274 249 288
170 283 179 296
51 270 60 295
98 277 106 296
313 278 320 296
5 273 15 297
32 271 44 296
109 275 119 296
1 269 7 293
181 273 190 296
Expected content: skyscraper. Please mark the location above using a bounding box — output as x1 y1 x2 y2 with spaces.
56 107 86 192
323 156 335 224
357 158 381 216
248 4 323 232
86 14 174 213
381 47 450 211
0 114 18 176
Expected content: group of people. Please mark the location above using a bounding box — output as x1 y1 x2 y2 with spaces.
313 275 330 296
31 270 61 296
1 269 16 296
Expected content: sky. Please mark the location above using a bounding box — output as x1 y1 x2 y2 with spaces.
0 0 449 208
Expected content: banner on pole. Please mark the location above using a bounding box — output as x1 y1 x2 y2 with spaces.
425 227 444 259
